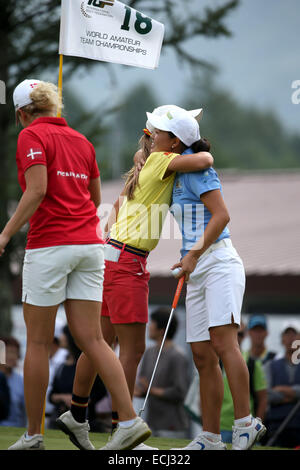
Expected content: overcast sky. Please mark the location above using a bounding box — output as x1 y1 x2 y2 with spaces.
70 0 300 133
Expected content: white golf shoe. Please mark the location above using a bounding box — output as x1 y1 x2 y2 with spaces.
171 434 227 450
56 410 95 450
232 417 266 450
8 433 45 450
100 417 151 450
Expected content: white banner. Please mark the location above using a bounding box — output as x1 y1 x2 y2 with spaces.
59 0 165 69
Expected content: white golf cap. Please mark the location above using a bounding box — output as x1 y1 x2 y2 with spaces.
281 320 300 334
146 104 202 133
13 79 41 111
146 108 201 147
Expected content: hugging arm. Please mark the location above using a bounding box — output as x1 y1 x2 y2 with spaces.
103 189 126 238
166 151 213 174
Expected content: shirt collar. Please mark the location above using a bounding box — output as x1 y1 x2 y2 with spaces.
182 147 193 155
28 116 68 127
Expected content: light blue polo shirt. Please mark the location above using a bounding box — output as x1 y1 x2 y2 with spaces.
170 149 230 258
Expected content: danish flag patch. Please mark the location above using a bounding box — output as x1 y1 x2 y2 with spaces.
26 148 43 160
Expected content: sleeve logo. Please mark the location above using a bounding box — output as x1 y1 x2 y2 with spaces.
26 148 43 160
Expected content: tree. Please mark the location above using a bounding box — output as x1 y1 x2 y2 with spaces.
113 83 158 175
0 0 240 333
182 72 300 169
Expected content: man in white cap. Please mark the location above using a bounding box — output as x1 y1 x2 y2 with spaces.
263 321 300 447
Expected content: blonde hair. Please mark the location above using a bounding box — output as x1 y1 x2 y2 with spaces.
123 134 152 200
21 81 62 118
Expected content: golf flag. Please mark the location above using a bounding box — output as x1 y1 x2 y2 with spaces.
59 0 165 69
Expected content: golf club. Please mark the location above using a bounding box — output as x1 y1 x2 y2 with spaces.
266 399 300 446
138 275 185 417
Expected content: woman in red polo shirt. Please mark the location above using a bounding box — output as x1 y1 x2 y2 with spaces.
0 79 150 450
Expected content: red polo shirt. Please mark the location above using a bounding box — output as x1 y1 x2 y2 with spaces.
16 117 104 249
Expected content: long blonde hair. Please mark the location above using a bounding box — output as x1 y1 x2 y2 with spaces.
123 134 152 200
19 81 62 119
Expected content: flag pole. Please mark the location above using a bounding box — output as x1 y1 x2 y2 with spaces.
41 399 46 435
57 54 64 118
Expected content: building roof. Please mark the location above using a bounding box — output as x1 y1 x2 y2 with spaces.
100 170 300 276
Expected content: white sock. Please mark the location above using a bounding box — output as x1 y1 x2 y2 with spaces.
202 431 221 442
118 418 137 428
234 415 252 427
25 432 39 441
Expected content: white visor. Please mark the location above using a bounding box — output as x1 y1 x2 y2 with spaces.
146 109 201 147
146 105 202 134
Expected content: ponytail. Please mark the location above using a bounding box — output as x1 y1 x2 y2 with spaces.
191 138 211 153
168 132 211 154
19 81 62 118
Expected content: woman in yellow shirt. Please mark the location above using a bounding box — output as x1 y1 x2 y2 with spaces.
57 107 212 450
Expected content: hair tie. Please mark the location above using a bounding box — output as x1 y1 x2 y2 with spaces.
143 128 152 137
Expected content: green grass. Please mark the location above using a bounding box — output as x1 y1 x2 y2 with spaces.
0 427 289 451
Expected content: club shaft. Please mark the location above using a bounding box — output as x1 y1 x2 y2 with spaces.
138 277 184 417
139 307 175 417
266 399 300 446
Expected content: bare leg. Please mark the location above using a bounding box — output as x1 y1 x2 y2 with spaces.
72 353 97 398
65 300 136 422
191 341 224 434
71 315 116 398
101 315 116 347
210 324 250 420
114 323 146 398
23 303 58 435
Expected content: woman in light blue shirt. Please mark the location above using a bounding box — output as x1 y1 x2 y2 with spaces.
147 108 267 451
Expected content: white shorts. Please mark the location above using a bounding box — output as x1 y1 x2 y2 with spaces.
22 244 105 307
185 240 245 343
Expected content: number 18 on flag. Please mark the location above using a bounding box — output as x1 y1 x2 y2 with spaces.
59 0 165 69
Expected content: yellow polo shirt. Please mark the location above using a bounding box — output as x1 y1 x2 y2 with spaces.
110 151 178 252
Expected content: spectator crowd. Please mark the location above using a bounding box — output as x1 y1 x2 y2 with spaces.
1 313 300 449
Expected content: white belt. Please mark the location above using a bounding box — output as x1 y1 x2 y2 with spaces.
201 238 232 258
